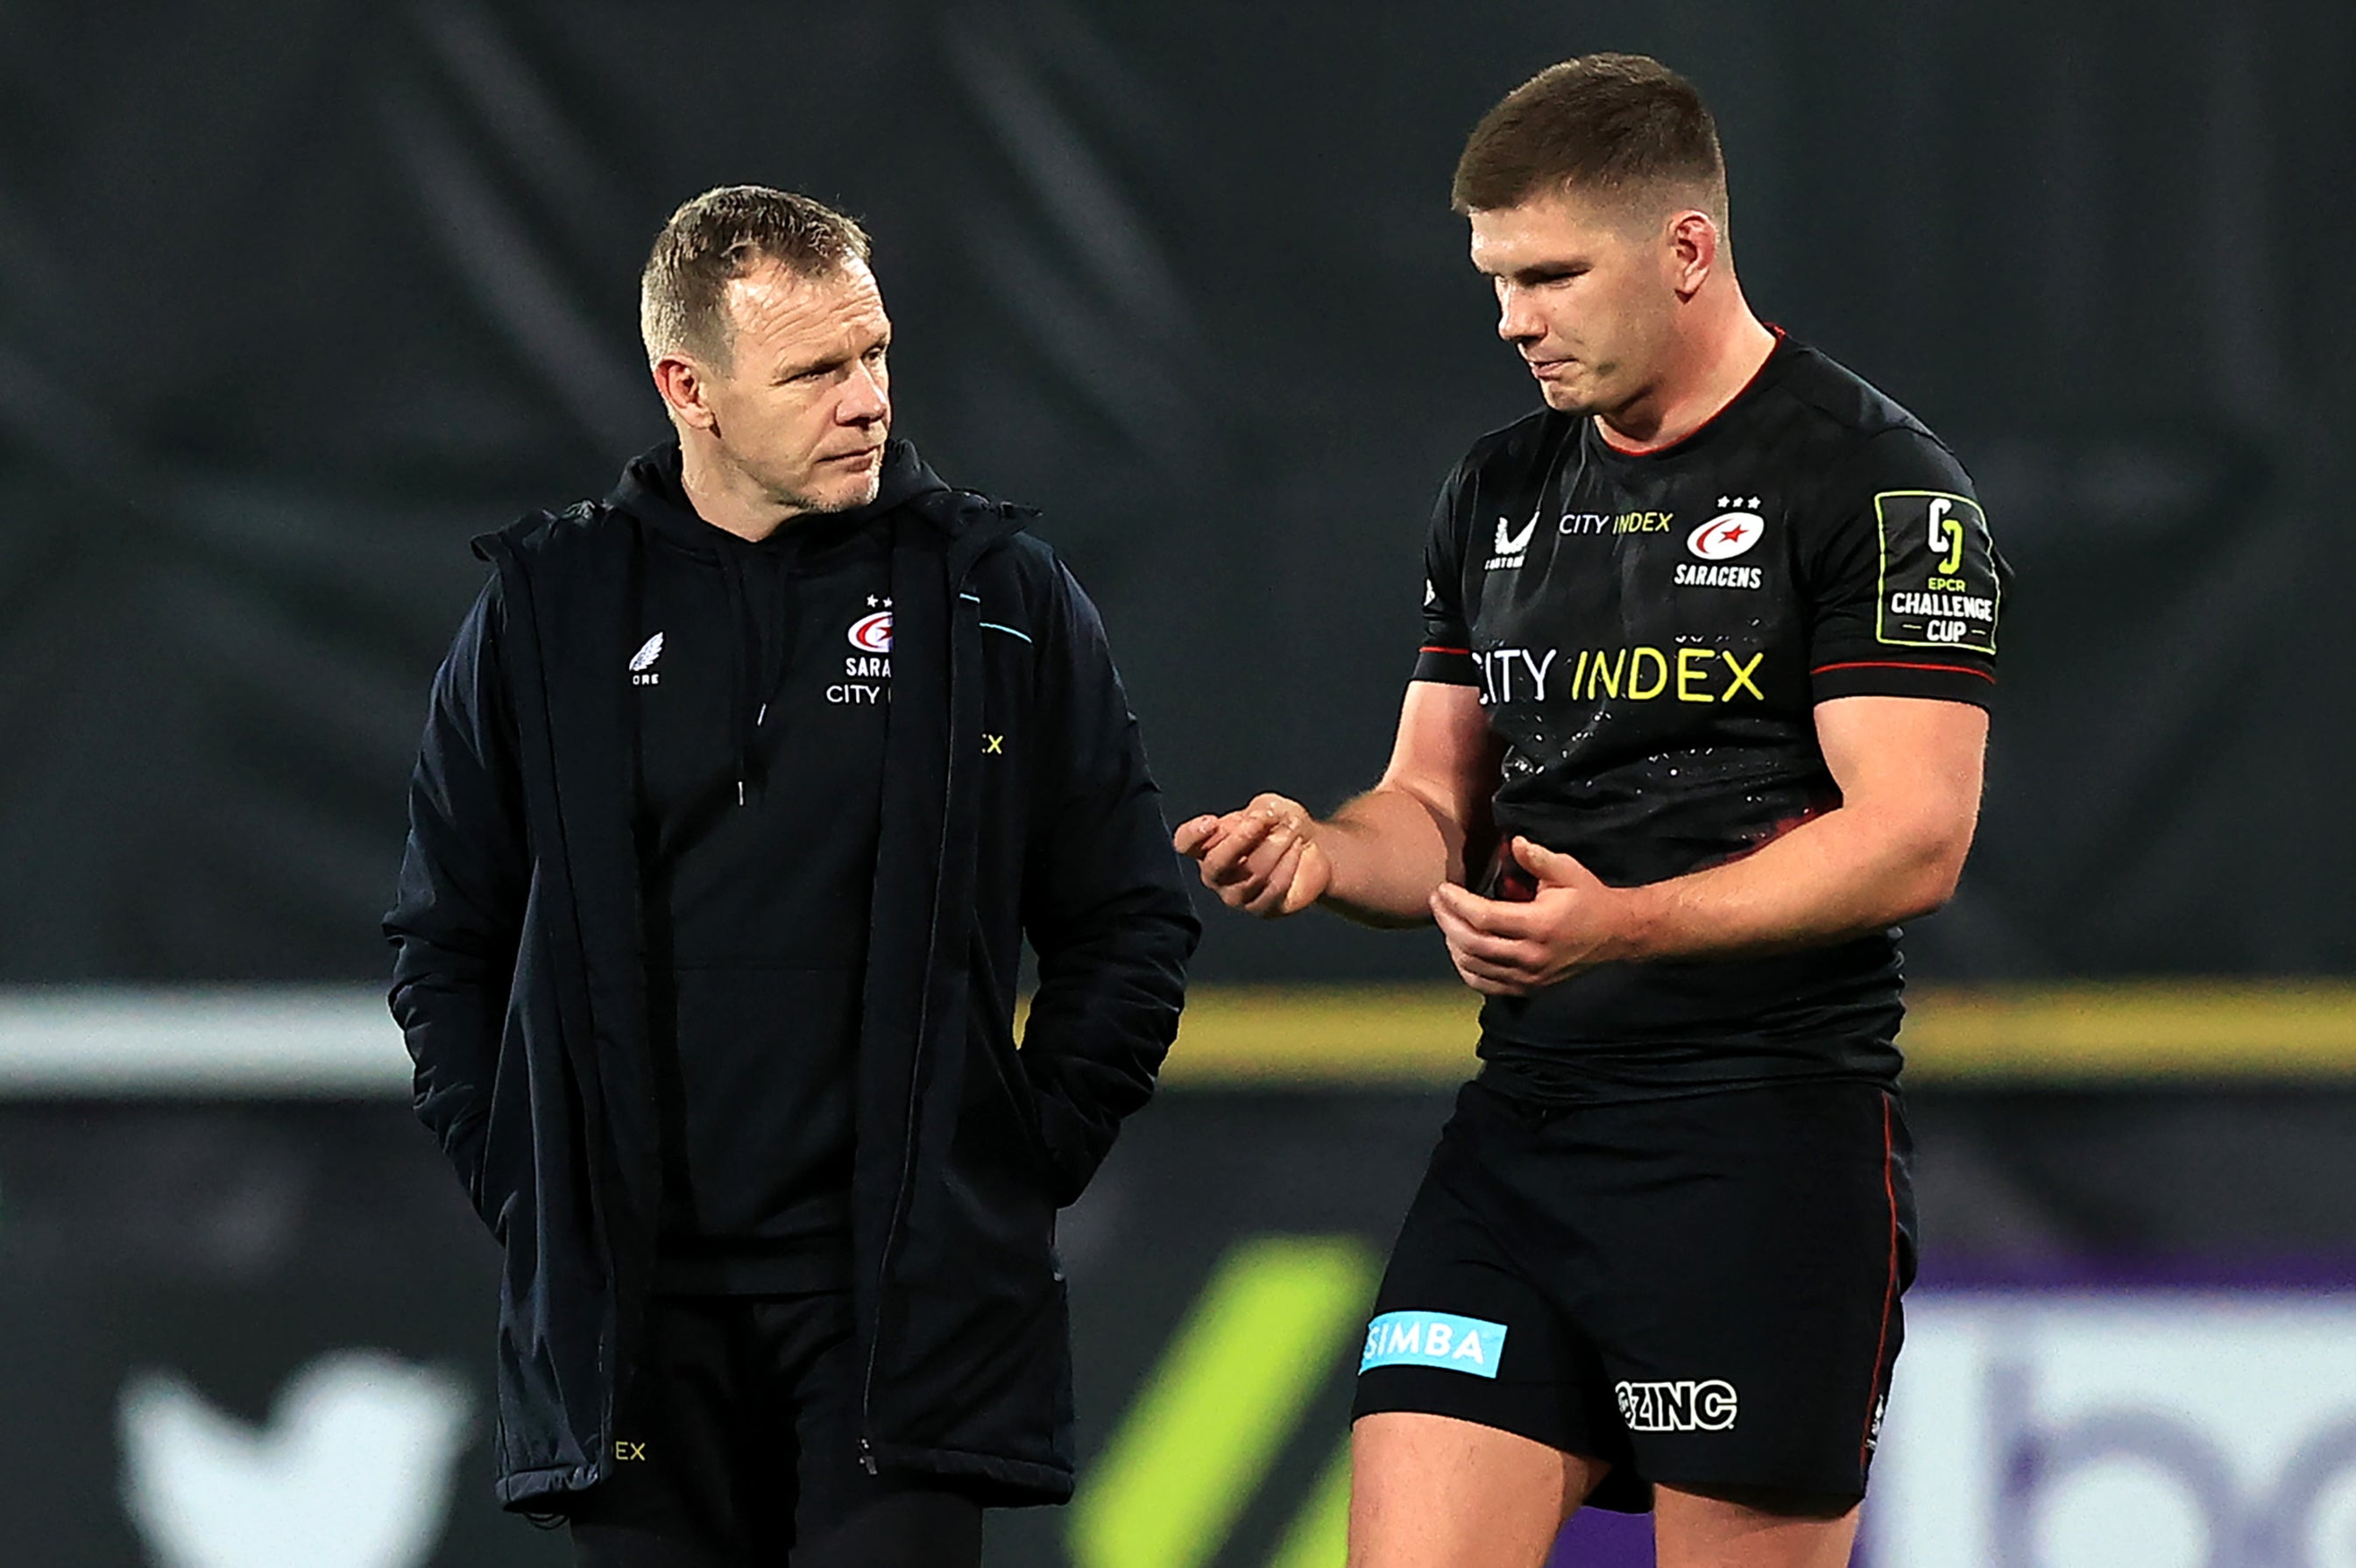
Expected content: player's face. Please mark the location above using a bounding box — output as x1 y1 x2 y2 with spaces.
1468 191 1680 417
695 258 894 514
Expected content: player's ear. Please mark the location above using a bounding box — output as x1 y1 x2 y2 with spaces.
1666 210 1719 300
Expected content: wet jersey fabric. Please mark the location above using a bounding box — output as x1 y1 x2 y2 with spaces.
1412 335 2000 1102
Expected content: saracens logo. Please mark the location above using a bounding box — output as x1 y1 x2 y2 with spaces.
1687 498 1765 561
846 610 893 653
837 597 895 705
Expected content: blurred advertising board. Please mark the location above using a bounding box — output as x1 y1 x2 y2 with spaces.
1869 1278 2356 1568
2 985 2352 1567
0 1081 1633 1568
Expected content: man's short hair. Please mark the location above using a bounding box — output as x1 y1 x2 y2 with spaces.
639 186 873 367
1452 54 1727 227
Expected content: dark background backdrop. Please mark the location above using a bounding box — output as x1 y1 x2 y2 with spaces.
4 6 2352 1567
4 0 2349 988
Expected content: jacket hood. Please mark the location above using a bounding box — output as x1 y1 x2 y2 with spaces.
608 439 955 553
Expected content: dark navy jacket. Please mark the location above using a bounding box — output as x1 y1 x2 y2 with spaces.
385 447 1199 1509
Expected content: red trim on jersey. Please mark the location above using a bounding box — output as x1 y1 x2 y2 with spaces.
1813 660 1995 682
1595 326 1787 457
1861 1095 1900 1473
1419 645 1472 656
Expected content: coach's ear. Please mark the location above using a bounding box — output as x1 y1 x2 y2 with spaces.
650 352 718 432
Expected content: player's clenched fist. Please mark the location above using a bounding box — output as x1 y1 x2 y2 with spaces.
1172 795 1334 918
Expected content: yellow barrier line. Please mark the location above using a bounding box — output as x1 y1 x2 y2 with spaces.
1159 985 1482 1086
1899 980 2356 1080
1152 981 2356 1086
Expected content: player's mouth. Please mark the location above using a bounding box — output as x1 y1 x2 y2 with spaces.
822 445 885 466
1524 356 1575 378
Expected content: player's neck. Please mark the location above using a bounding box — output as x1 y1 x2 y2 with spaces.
1593 305 1778 456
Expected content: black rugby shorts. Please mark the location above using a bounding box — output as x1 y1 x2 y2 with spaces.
565 1292 983 1568
1351 1077 1914 1512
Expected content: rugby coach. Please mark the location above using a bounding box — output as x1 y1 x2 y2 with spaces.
386 185 1198 1566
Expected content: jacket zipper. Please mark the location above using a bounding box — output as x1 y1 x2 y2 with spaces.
857 565 973 1474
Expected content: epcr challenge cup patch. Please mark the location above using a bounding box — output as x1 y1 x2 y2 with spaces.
1871 491 1999 655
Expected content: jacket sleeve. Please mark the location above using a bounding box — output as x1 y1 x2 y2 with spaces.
384 576 528 1225
1018 558 1202 1204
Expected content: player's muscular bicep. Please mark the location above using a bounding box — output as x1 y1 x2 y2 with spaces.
1813 695 1988 904
1376 681 1500 850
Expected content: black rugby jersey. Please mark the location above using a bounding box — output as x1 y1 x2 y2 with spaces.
1412 334 1999 1102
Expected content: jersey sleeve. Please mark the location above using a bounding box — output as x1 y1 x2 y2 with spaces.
1411 461 1480 686
1801 428 2002 708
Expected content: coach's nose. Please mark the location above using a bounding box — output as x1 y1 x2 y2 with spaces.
838 359 889 427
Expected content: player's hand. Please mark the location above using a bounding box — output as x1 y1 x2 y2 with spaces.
1428 837 1629 995
1173 795 1334 918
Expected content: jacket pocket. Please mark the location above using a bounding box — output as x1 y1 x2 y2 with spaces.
873 1262 1074 1490
964 1001 1061 1194
472 1006 538 1241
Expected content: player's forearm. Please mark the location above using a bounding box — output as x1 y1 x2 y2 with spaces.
1611 802 1973 961
1314 785 1464 928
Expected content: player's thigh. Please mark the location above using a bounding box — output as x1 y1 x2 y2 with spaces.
1347 1088 1630 1566
1573 1084 1909 1506
1652 1483 1860 1568
1348 1411 1603 1568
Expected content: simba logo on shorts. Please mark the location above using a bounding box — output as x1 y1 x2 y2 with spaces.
1360 1311 1508 1379
1617 1379 1739 1432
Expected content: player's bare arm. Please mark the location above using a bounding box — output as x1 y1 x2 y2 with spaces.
1174 680 1498 926
1430 694 1986 995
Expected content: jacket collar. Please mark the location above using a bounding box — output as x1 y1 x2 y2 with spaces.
608 438 954 553
477 438 1034 590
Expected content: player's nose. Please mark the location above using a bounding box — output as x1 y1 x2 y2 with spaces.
1495 284 1544 343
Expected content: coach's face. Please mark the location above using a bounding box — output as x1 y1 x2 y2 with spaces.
689 258 894 514
1469 189 1688 419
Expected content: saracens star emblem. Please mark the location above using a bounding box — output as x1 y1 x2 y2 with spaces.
1687 498 1765 562
846 611 893 653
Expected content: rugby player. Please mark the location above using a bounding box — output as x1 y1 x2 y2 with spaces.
1176 54 1999 1568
